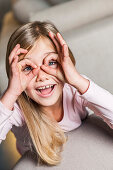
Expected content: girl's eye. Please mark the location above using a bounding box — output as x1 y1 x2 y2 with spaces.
48 61 58 67
23 65 33 72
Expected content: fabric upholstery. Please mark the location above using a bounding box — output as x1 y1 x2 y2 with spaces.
30 0 113 33
11 0 51 23
12 114 113 170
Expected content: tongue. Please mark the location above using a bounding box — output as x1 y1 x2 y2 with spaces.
40 87 52 95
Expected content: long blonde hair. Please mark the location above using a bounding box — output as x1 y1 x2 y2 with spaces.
6 21 76 166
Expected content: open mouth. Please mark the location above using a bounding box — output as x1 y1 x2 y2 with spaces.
36 84 56 97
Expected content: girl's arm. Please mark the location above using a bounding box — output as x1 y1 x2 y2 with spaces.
0 89 19 111
40 32 113 129
76 74 113 129
0 92 24 144
0 44 38 144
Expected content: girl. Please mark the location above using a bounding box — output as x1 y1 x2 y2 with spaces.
0 21 113 166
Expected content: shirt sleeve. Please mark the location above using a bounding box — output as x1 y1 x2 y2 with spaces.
0 100 24 143
77 74 113 129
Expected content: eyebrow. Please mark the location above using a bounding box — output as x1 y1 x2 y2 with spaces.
44 51 57 55
24 51 57 60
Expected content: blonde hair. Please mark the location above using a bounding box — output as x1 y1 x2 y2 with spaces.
6 21 76 166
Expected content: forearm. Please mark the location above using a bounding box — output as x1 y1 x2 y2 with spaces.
72 71 90 95
0 90 18 111
75 74 113 129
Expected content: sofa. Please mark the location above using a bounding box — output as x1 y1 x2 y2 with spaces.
0 0 113 169
12 114 113 170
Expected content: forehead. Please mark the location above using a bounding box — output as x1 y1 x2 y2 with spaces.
24 36 57 60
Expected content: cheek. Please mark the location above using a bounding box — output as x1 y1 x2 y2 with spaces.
57 82 64 92
25 80 34 92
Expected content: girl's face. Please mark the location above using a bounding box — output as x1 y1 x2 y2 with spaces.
23 36 64 107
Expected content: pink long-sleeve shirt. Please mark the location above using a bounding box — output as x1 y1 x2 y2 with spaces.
0 74 113 155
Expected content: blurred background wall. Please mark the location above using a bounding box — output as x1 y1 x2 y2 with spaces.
0 0 11 30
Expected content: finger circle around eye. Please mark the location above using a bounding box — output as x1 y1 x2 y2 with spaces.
44 53 58 65
16 49 21 54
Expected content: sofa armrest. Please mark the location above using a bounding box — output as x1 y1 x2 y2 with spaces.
30 0 113 32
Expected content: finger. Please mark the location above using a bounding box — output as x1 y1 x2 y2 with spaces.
49 31 61 53
9 44 20 64
43 53 60 66
18 58 37 69
62 44 69 59
41 64 57 76
27 67 40 81
56 32 67 46
41 64 65 83
12 55 18 65
11 55 19 74
16 48 28 55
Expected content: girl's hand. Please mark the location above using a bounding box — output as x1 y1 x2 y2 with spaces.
7 44 39 97
42 52 65 83
41 32 79 85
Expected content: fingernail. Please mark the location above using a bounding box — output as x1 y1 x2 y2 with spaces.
16 44 20 47
57 32 62 37
49 31 54 37
49 31 52 34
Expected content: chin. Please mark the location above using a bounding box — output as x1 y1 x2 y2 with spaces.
38 100 58 107
34 93 62 106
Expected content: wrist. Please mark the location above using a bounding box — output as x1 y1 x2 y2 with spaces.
6 87 21 98
72 72 90 94
77 80 90 95
0 89 19 111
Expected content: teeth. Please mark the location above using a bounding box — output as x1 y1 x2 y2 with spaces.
37 85 54 90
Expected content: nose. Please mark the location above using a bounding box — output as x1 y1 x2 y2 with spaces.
36 67 49 82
